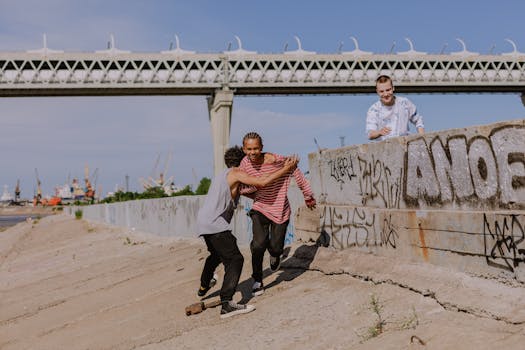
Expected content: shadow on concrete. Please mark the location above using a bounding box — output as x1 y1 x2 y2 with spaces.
236 230 331 304
203 231 330 304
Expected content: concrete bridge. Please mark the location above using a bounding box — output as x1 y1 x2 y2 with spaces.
2 39 525 174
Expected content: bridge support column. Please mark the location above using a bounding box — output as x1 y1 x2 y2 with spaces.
207 88 234 175
521 92 525 107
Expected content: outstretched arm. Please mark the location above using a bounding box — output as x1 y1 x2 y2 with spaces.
233 156 298 187
292 167 316 209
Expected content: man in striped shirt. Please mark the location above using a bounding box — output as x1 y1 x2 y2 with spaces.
197 145 298 318
240 132 316 296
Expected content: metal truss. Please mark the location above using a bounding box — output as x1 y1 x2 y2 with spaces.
0 52 524 96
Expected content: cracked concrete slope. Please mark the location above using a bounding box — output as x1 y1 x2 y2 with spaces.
1 214 525 350
286 244 525 325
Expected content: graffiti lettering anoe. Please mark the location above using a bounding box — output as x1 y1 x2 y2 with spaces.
405 126 525 208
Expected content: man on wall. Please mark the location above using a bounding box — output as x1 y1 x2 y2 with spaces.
366 75 424 141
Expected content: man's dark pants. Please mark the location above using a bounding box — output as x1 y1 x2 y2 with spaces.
200 230 244 302
249 210 288 283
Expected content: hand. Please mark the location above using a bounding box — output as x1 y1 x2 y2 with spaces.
283 154 299 172
369 127 392 140
378 127 391 136
305 196 316 209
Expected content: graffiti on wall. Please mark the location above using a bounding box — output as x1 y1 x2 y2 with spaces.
357 154 403 208
483 213 525 272
328 153 403 208
329 155 357 184
320 205 399 249
405 125 525 208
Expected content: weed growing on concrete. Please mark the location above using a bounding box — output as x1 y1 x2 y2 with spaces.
398 306 419 330
365 294 386 340
75 210 83 220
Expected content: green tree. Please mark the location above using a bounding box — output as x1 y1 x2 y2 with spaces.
195 177 211 195
141 186 167 199
99 181 201 204
172 185 194 196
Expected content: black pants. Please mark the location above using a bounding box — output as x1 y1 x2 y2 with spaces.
200 230 244 302
249 210 289 283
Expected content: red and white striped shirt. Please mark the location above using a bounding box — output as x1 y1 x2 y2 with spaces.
239 153 314 224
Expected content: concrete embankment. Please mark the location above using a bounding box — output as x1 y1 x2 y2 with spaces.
6 118 525 349
2 214 524 349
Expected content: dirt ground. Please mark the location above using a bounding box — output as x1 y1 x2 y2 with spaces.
1 214 524 350
0 206 57 217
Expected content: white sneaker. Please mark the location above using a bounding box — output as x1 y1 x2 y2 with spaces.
220 301 255 319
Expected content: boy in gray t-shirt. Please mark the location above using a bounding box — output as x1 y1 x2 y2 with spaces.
196 145 297 319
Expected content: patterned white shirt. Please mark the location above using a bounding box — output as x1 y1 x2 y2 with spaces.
366 96 424 142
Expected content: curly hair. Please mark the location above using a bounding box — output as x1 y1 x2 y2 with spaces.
224 145 246 168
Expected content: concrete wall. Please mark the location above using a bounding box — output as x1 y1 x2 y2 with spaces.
66 182 306 246
309 120 525 211
66 119 524 283
304 119 525 282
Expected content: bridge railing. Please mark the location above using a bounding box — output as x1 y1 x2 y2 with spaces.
1 52 524 96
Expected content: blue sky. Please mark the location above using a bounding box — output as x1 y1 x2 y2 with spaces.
1 0 524 198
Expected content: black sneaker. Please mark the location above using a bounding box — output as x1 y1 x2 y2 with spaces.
252 281 264 296
270 255 281 271
220 301 255 319
197 274 217 297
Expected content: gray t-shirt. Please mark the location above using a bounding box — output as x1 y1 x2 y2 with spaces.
197 168 239 236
